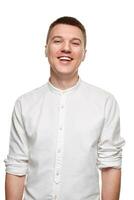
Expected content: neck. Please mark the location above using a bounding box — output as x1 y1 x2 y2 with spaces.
49 71 79 90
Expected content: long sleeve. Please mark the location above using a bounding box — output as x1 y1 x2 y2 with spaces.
4 98 29 176
97 94 125 169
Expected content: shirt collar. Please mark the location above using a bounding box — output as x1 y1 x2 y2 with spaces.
47 76 81 95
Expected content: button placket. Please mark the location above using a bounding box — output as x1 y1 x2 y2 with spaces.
47 78 81 199
54 94 66 184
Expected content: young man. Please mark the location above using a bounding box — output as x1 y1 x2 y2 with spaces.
4 16 125 200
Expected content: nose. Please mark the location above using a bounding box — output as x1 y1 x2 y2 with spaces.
61 41 71 53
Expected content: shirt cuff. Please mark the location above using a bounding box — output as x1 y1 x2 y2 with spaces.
97 138 125 169
4 155 28 176
97 158 122 169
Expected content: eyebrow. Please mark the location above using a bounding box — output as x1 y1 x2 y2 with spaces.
51 36 62 41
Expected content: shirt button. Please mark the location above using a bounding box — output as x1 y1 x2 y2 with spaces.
61 105 64 109
59 127 63 131
56 172 60 176
57 149 61 153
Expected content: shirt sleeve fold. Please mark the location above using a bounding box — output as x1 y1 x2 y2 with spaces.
4 98 29 176
97 95 125 169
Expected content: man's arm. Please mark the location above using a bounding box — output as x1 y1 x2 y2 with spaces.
5 173 26 200
101 167 121 200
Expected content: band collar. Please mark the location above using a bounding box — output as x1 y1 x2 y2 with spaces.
47 76 81 95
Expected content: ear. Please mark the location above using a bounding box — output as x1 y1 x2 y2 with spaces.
45 45 48 57
82 49 87 61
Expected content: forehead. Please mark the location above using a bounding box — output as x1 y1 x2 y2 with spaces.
49 24 84 40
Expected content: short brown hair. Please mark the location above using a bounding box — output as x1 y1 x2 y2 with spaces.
46 16 87 48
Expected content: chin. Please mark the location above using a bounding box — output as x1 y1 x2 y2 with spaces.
54 67 74 74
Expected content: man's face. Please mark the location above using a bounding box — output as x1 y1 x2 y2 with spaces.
45 24 86 77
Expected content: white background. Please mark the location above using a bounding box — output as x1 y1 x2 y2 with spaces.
0 0 133 199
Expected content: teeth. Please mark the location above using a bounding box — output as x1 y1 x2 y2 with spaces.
59 56 72 61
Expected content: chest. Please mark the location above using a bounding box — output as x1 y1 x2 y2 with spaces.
24 94 104 151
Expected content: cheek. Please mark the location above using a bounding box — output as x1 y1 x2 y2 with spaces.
47 47 54 56
49 43 62 53
74 50 84 60
48 47 61 58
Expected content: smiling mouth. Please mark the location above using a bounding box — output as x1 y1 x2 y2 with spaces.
57 56 73 62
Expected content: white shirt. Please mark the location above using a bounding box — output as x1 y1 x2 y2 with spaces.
4 76 125 200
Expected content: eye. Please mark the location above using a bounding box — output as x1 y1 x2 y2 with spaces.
53 40 62 43
72 42 80 46
71 40 81 46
